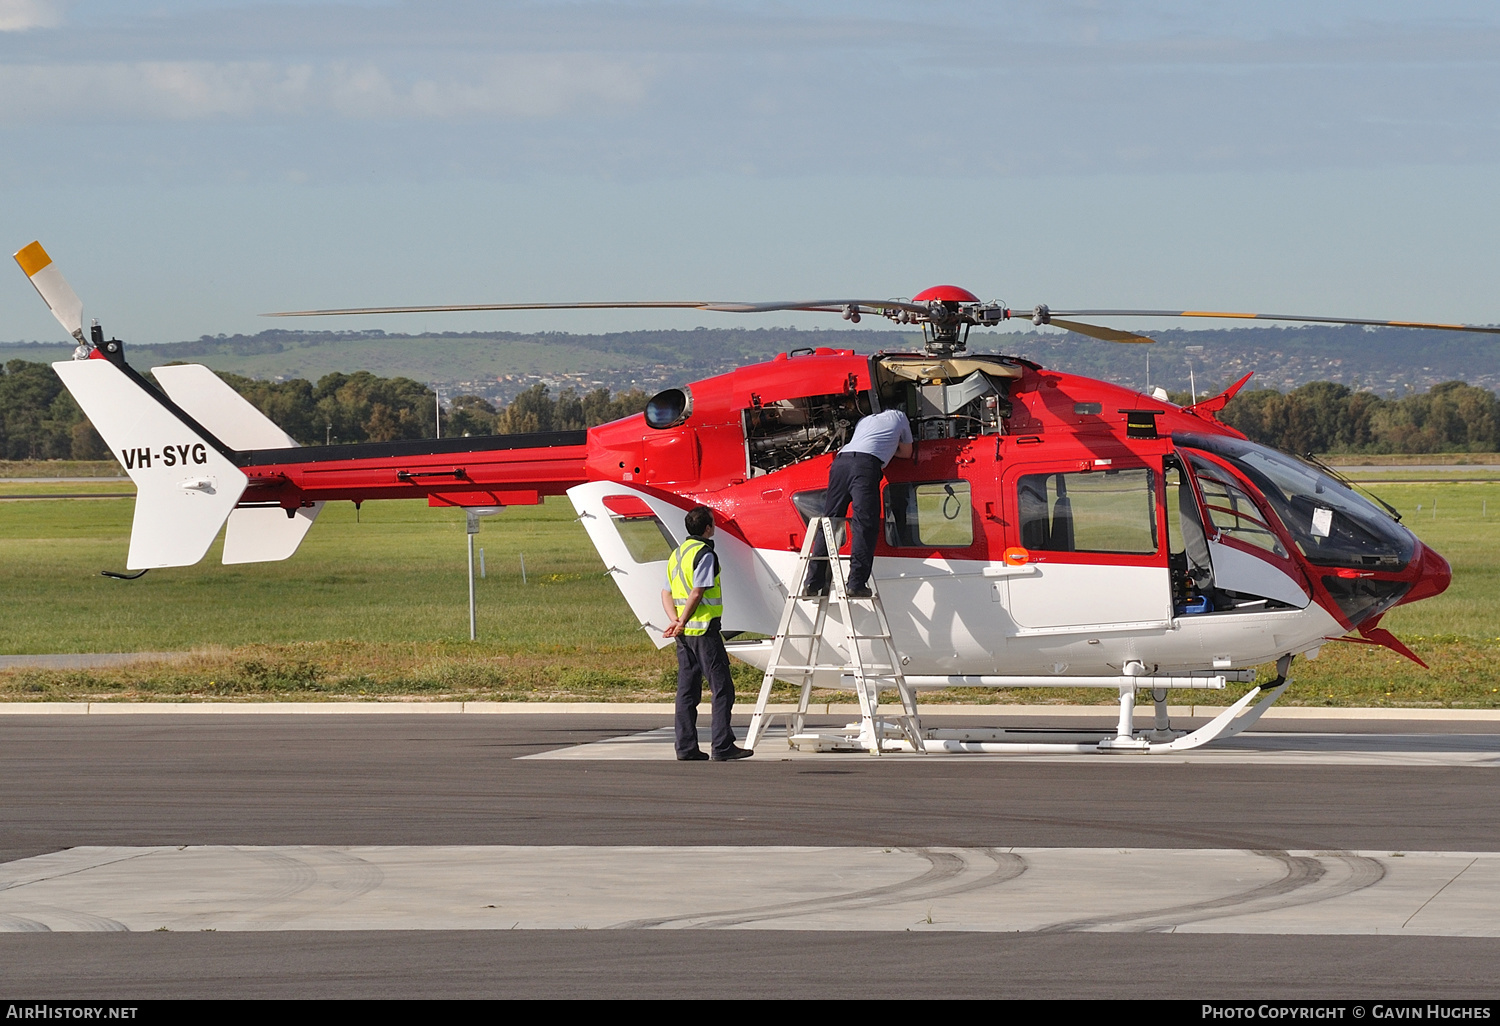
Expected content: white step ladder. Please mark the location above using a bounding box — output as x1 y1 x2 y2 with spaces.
744 517 924 755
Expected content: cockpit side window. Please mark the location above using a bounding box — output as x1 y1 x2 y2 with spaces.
1185 453 1289 558
1165 457 1212 574
1176 433 1416 570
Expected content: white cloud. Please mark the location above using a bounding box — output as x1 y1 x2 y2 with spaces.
0 55 652 121
0 0 61 32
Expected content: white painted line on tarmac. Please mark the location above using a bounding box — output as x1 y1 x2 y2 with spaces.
1 700 1498 720
524 726 1500 767
2 845 1496 935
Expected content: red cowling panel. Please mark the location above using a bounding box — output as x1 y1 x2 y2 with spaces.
912 285 980 303
602 494 655 518
429 490 541 508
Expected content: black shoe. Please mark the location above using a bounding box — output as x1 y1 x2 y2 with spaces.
677 750 709 761
846 585 873 598
800 582 829 599
710 746 754 762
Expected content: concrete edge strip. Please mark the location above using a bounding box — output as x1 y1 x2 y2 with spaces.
0 701 1497 720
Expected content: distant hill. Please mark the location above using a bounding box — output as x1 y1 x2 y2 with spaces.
4 321 1496 402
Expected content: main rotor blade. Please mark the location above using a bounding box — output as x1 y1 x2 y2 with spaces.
1049 309 1500 334
1047 318 1156 344
263 298 931 318
13 241 85 343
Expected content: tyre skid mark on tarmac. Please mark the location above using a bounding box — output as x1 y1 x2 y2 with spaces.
0 913 52 932
1039 851 1387 933
219 847 386 928
26 907 128 932
0 846 1492 934
614 848 1027 929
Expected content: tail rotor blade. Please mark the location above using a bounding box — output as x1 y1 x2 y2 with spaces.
13 241 85 343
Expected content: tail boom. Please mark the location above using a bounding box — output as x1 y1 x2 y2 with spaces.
236 432 590 510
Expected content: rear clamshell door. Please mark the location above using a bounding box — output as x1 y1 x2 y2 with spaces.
567 481 789 646
1001 456 1172 630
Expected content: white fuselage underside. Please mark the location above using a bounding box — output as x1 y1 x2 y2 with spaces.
569 481 1343 680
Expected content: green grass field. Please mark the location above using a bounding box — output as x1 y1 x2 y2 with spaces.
0 482 1496 705
0 461 127 479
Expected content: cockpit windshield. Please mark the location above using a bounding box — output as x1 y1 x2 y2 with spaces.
1174 433 1415 570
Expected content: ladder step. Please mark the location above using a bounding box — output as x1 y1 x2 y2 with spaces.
748 517 919 756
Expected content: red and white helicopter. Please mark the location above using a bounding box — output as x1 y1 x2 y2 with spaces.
16 240 1488 753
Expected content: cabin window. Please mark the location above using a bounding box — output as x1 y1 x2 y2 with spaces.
1017 468 1157 554
885 481 973 548
602 495 677 563
1185 456 1288 558
790 490 847 546
614 516 676 563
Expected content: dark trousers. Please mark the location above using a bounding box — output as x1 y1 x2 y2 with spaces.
805 451 883 592
675 622 737 756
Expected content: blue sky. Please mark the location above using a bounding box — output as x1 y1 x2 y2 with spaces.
2 1 1498 344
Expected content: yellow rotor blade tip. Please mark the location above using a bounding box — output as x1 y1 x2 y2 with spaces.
13 241 52 278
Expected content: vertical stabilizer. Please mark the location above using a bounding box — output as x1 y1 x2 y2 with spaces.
53 359 247 569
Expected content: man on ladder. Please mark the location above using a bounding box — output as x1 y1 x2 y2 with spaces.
802 405 913 598
662 505 754 762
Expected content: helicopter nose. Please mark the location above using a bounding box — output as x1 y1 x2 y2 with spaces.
1399 541 1452 606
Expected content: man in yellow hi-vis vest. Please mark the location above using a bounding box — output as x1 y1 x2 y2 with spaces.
661 505 753 762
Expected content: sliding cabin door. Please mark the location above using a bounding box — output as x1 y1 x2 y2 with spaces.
1002 458 1172 630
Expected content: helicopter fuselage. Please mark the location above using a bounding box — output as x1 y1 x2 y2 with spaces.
564 347 1449 679
63 339 1449 683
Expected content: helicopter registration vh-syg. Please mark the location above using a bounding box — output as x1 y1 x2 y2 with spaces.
15 241 1487 753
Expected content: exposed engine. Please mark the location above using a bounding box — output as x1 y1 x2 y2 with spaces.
744 393 861 476
874 355 1020 441
743 355 1026 475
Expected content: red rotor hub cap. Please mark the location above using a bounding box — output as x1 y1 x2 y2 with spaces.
912 285 980 303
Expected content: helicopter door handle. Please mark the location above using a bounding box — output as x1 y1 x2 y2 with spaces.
982 564 1039 578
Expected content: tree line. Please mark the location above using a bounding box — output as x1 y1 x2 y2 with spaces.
0 360 650 461
2 357 1496 461
1213 380 1500 455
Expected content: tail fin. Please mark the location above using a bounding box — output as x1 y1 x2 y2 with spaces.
152 364 323 564
53 359 247 569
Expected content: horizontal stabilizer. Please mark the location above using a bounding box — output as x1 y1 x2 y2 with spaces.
222 505 321 564
152 364 297 449
153 363 323 564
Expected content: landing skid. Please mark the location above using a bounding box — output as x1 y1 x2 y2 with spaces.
768 671 1294 757
739 585 1298 756
879 682 1274 754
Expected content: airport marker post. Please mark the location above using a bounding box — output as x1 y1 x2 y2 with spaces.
464 506 503 641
